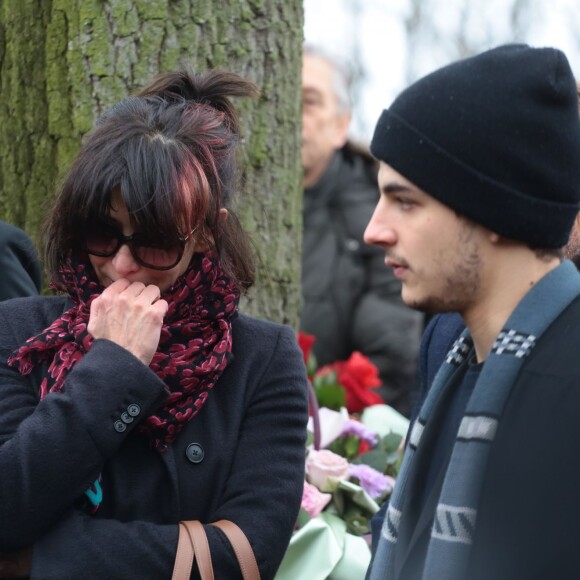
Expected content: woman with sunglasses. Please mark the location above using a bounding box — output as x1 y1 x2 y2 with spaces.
0 70 308 579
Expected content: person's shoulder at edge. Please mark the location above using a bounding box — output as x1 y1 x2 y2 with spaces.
0 220 32 243
0 294 67 316
0 296 70 338
0 220 42 295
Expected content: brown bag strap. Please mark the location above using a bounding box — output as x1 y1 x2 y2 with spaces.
172 519 260 580
211 520 260 580
171 522 195 580
184 521 214 580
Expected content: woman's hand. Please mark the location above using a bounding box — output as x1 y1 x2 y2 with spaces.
88 279 168 366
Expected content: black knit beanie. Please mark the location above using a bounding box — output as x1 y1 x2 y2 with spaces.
370 44 580 248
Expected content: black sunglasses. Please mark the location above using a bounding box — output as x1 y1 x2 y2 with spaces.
85 223 197 270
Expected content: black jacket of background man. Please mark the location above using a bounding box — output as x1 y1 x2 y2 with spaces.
301 143 423 416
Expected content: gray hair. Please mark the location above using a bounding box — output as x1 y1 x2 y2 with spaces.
303 44 353 114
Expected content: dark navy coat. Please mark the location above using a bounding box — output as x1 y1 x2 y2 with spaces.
0 297 308 579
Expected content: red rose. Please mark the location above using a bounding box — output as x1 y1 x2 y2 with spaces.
336 352 383 413
297 332 316 368
358 439 372 455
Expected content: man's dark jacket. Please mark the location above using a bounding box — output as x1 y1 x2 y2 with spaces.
374 301 580 579
301 144 423 415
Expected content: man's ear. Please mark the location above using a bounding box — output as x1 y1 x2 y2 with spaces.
219 208 229 222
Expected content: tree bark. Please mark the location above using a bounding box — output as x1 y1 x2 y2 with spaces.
0 0 303 325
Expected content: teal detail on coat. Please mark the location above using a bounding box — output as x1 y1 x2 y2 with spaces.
85 478 103 506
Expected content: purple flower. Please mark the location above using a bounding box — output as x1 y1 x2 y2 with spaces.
341 419 379 446
349 463 396 500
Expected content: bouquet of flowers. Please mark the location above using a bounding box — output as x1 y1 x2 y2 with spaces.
275 333 409 580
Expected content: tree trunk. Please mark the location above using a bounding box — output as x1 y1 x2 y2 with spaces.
0 0 303 326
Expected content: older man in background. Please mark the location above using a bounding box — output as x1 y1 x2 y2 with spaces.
300 46 423 416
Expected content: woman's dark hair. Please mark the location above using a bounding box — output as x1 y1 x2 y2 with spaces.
43 68 259 291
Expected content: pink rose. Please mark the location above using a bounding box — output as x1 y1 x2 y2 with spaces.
306 449 350 492
301 481 332 517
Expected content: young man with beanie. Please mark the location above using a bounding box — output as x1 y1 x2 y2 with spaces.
365 44 580 580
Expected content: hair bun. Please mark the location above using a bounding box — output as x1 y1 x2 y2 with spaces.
135 69 258 134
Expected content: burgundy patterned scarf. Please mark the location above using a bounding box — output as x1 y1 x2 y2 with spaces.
8 251 239 451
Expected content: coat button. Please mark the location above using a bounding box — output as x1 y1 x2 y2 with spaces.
114 420 127 433
127 404 141 417
185 443 204 464
121 412 134 424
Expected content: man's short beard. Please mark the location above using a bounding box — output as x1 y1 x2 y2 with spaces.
564 234 580 269
405 222 482 314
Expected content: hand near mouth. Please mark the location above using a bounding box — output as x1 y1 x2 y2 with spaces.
87 278 168 366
